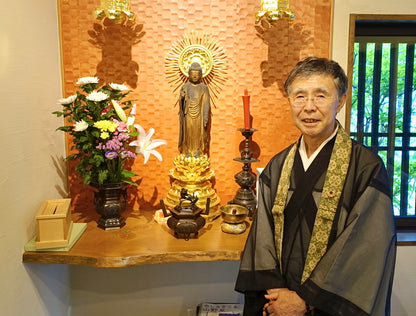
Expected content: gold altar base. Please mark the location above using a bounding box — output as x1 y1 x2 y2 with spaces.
164 154 220 219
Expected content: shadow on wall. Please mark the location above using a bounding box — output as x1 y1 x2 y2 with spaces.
24 263 71 316
255 18 313 92
51 155 69 198
88 18 145 89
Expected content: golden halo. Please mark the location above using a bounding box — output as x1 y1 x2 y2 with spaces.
179 45 213 78
165 31 227 106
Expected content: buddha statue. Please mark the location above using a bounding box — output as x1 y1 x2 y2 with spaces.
178 62 210 157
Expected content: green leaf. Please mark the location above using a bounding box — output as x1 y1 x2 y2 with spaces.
57 126 72 132
83 174 92 185
82 143 93 151
91 130 100 138
121 169 137 178
122 178 138 186
92 154 105 166
53 111 64 116
98 169 108 183
129 130 139 137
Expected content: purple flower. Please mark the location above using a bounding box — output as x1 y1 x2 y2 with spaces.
105 151 118 160
121 150 137 159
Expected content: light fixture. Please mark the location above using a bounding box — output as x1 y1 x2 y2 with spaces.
255 0 295 24
93 0 136 24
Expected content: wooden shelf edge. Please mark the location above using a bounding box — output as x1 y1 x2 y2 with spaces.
22 250 243 268
22 252 98 266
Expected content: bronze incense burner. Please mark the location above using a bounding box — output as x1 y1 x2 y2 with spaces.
160 189 210 240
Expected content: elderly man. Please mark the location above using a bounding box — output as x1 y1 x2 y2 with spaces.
235 57 396 316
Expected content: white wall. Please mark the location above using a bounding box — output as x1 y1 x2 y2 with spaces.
70 261 243 316
392 246 416 316
0 1 68 315
332 1 416 315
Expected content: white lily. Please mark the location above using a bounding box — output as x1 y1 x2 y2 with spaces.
111 100 127 123
129 124 167 164
127 104 136 126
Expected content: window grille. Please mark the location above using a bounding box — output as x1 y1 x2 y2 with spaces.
349 18 416 228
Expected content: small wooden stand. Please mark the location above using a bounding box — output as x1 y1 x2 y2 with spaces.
35 199 73 249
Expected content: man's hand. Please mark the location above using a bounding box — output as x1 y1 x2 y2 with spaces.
262 288 307 316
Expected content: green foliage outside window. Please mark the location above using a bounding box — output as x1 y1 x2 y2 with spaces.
350 40 416 216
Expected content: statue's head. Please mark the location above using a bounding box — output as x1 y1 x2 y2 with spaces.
188 62 203 84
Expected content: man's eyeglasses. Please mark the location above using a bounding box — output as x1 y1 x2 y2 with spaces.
289 94 337 108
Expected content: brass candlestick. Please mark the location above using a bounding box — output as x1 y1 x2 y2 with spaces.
229 128 259 219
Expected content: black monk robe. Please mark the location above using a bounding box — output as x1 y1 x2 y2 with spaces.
235 126 396 316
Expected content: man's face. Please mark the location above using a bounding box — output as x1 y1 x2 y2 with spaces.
288 74 346 144
189 70 202 84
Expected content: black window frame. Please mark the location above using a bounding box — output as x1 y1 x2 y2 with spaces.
347 14 416 231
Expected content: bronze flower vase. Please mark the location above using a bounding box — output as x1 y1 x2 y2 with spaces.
91 182 127 230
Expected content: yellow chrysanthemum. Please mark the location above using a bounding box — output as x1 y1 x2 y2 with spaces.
100 131 110 139
94 120 118 132
107 124 117 132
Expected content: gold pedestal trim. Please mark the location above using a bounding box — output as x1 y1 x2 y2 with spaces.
164 154 220 219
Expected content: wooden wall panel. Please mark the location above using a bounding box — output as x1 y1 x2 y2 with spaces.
58 0 332 212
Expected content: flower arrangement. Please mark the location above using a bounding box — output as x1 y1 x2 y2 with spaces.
54 76 166 186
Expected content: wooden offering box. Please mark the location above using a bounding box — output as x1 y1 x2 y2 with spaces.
36 199 73 249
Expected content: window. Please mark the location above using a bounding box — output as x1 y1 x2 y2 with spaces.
347 15 416 229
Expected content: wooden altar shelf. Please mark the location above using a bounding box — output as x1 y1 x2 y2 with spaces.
22 209 249 268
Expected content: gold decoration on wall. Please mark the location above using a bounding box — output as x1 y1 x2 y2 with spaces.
255 0 295 24
165 32 227 106
93 0 136 24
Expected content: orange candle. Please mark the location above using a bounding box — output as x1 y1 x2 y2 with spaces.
242 89 251 129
